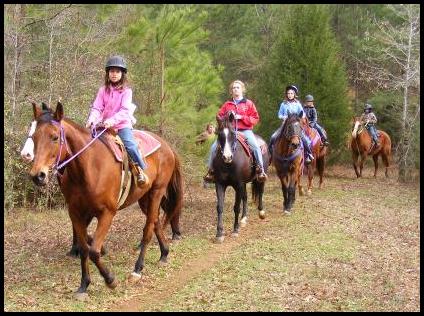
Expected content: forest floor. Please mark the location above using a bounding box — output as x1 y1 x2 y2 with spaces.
4 164 420 312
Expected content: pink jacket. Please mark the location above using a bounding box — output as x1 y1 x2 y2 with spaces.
87 85 136 130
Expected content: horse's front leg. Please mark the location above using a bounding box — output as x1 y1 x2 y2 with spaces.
67 218 107 258
69 212 91 300
231 184 244 237
215 183 226 243
280 176 289 213
88 211 117 289
240 183 248 227
132 187 168 280
352 151 360 178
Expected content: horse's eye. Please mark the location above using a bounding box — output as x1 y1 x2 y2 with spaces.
52 135 59 142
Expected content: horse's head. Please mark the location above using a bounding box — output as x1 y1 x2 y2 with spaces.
351 116 362 138
280 113 302 150
28 101 66 186
216 111 237 164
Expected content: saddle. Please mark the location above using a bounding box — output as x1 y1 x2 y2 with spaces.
102 130 161 208
236 132 267 160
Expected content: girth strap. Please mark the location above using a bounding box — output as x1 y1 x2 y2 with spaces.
116 136 132 209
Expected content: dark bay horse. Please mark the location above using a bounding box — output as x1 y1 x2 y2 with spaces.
272 113 305 214
350 116 392 178
212 112 270 243
28 101 183 299
302 117 328 194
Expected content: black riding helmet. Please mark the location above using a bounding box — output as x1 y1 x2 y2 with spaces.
364 103 373 111
305 94 314 102
105 55 127 73
285 85 298 95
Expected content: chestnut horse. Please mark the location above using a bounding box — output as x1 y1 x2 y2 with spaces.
350 116 392 178
302 117 328 194
272 113 305 215
212 112 270 243
28 101 183 299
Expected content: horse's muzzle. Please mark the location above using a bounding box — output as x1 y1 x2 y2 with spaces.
31 171 48 186
223 156 233 164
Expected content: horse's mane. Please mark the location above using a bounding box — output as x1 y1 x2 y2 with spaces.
279 113 301 140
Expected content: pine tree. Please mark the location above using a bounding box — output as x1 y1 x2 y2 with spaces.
254 4 351 154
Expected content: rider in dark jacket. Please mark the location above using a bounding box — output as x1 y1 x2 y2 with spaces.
303 94 329 146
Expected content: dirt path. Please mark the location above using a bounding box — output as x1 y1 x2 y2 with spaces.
111 211 275 311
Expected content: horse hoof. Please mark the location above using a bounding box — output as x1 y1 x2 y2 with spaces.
129 272 142 282
231 232 239 238
307 190 312 196
240 217 248 227
66 248 79 258
215 236 225 243
106 278 118 289
284 210 292 216
259 210 266 219
172 233 182 241
158 258 168 266
74 292 89 301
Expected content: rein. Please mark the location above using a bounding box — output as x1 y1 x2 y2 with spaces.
51 120 107 175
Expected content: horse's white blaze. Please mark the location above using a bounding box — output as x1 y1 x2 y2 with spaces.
20 121 37 162
222 128 232 161
351 121 359 138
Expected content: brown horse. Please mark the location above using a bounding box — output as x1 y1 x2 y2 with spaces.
272 113 305 215
301 117 328 194
28 101 183 299
350 116 392 178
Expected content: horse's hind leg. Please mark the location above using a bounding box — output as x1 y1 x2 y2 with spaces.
382 153 390 178
88 212 117 289
372 154 379 178
154 217 169 264
133 187 168 277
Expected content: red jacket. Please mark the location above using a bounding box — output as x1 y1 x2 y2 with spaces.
216 98 259 130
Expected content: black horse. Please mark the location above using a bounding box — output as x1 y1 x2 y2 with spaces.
212 111 270 243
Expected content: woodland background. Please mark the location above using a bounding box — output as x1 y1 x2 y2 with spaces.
4 4 420 211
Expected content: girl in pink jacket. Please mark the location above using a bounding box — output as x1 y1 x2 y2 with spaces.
86 55 148 185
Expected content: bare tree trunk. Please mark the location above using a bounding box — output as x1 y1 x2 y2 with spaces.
11 4 25 118
159 44 165 135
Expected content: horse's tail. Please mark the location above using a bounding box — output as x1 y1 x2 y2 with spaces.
251 180 264 209
161 149 184 238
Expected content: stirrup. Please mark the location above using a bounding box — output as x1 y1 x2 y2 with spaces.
136 168 149 185
257 171 268 182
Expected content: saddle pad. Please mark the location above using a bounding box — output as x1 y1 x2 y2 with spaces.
236 133 267 158
107 130 161 162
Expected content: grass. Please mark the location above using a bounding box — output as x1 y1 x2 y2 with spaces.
4 165 420 311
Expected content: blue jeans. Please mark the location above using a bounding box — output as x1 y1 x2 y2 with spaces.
310 122 327 140
366 124 378 143
118 128 147 170
207 129 264 170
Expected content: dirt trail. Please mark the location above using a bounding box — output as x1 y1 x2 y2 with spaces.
110 213 275 311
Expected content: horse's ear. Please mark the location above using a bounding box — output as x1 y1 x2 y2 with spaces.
54 101 64 121
32 102 42 119
298 110 304 119
228 111 235 123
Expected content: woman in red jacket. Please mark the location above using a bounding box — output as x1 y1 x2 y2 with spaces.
204 80 267 183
